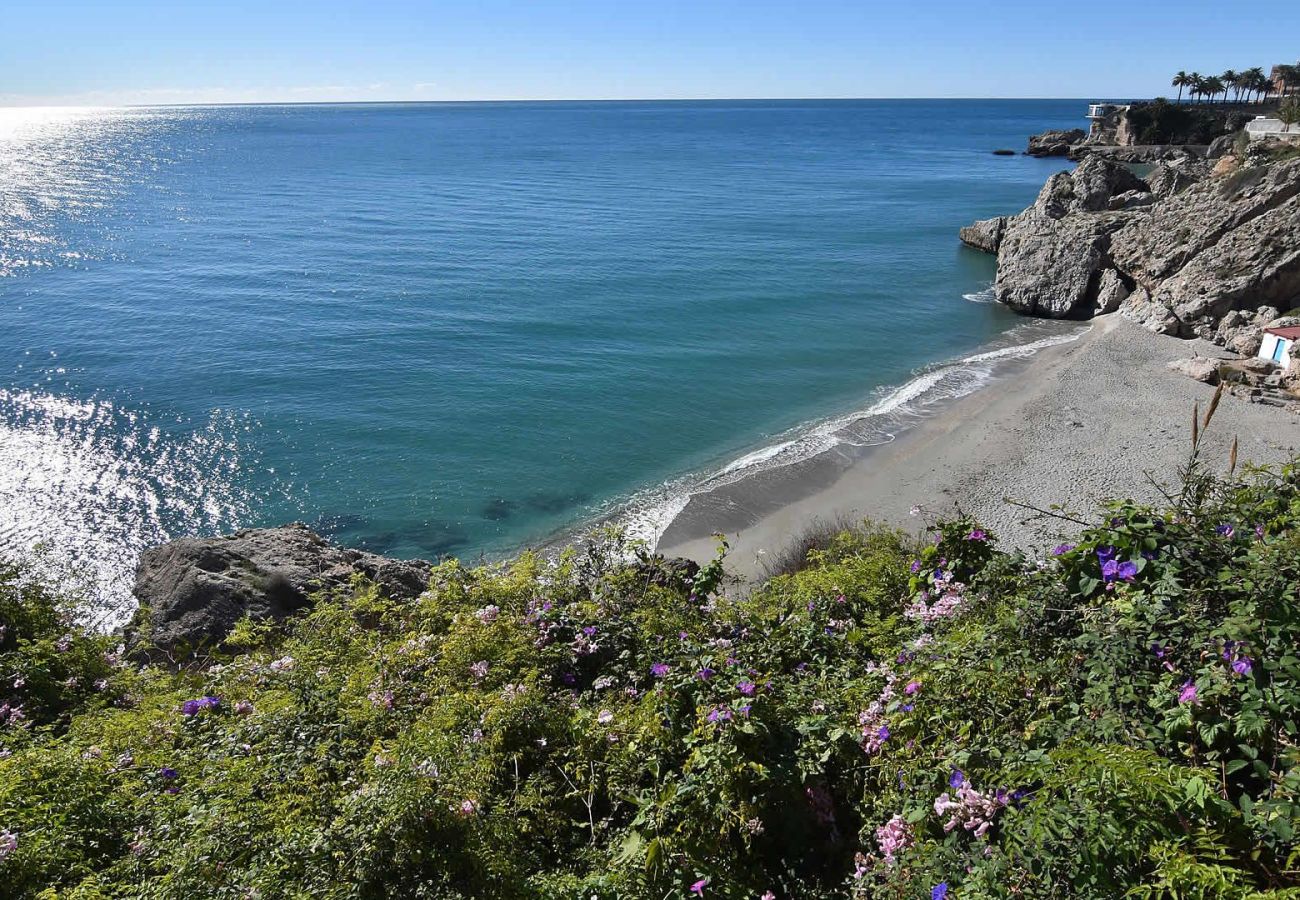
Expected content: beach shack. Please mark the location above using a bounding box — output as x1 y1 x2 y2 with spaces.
1258 326 1300 371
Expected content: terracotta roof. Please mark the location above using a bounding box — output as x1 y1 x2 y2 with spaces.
1264 326 1300 340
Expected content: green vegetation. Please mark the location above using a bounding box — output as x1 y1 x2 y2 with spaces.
3 422 1300 897
1125 98 1251 145
1171 66 1281 105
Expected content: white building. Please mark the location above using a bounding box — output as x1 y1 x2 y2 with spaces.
1258 326 1299 370
1246 116 1300 141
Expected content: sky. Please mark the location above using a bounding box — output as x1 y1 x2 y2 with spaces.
5 0 1299 106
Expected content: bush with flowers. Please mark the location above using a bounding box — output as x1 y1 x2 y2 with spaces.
1 454 1299 898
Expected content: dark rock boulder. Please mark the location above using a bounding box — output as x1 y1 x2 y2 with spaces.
959 216 1007 254
132 523 433 655
1026 128 1086 157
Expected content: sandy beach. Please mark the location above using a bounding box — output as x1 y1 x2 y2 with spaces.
658 314 1300 578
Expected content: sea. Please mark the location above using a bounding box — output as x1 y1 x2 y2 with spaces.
0 99 1084 618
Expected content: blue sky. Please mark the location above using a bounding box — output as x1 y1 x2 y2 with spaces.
5 0 1299 105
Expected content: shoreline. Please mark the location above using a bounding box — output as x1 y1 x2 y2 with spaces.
657 314 1300 579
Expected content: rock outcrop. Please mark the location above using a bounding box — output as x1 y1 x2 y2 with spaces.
959 217 1007 254
961 151 1300 340
132 524 433 655
1026 128 1086 157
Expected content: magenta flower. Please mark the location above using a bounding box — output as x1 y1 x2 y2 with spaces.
1178 681 1199 704
690 879 707 896
904 680 921 695
966 529 987 542
650 662 670 678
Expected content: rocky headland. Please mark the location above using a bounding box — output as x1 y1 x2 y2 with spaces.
961 144 1300 391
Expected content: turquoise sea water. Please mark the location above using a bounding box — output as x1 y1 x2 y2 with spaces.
0 100 1081 614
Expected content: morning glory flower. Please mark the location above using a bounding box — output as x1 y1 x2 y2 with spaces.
932 883 949 900
1178 681 1199 704
690 879 707 896
910 560 922 573
904 680 921 695
1216 524 1235 538
1232 657 1253 676
1096 546 1117 564
1116 561 1138 581
696 668 715 681
0 829 16 860
949 769 964 789
1051 543 1075 556
736 681 756 696
966 529 987 542
650 662 670 678
158 767 178 780
180 700 201 717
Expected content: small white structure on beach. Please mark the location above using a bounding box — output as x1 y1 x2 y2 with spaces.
1258 326 1299 370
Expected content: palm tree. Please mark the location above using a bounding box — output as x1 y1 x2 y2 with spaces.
1189 73 1204 103
1280 98 1300 133
1243 67 1267 103
1221 70 1239 103
1172 70 1192 104
1203 76 1226 103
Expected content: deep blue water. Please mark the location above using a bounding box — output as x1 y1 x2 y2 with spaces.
0 100 1081 612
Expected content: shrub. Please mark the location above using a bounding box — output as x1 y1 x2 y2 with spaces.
2 458 1300 897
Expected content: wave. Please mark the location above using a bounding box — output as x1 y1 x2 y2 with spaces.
962 285 997 304
612 323 1087 548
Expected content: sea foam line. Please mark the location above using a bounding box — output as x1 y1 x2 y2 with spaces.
614 325 1087 548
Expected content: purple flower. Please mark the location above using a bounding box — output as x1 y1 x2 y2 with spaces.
737 704 752 717
1141 549 1157 561
966 529 987 542
904 680 921 695
1116 561 1138 581
690 879 707 896
949 769 964 789
1232 657 1253 676
1051 543 1075 556
1216 524 1235 538
736 681 756 696
158 767 178 780
707 707 732 723
1255 524 1266 540
650 662 670 678
932 883 949 900
877 724 890 742
581 626 598 637
198 696 220 710
1096 546 1117 564
1178 681 1199 705
180 700 201 717
901 703 914 712
696 668 715 681
910 560 922 574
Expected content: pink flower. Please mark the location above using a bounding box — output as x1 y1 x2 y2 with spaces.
457 799 478 816
874 813 912 865
690 879 708 896
1178 681 1199 704
904 680 921 695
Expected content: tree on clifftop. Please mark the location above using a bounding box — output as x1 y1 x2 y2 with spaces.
1279 98 1300 132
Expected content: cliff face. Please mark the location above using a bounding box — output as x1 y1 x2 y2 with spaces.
961 153 1300 351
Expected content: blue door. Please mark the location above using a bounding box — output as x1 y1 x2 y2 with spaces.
1273 338 1287 363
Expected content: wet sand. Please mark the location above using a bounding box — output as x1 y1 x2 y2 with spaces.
658 315 1300 580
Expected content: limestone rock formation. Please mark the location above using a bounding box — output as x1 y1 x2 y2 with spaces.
959 216 1007 253
959 150 1300 338
132 523 433 655
1026 128 1086 157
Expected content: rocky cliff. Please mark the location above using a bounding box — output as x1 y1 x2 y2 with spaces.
961 150 1300 354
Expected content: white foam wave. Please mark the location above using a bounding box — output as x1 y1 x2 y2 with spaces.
962 285 997 303
616 324 1088 549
